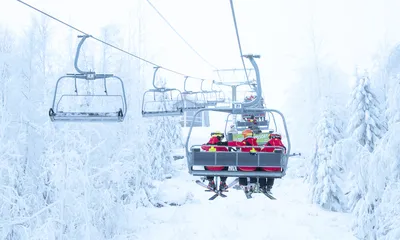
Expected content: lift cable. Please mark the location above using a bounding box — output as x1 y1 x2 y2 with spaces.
229 0 251 85
16 0 215 82
145 0 220 71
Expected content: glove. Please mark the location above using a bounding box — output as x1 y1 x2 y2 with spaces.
228 147 237 152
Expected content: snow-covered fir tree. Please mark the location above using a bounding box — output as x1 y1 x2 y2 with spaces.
329 138 369 212
309 106 345 212
353 122 400 240
346 71 387 152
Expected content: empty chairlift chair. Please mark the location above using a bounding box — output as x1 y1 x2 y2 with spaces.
210 81 226 103
237 95 269 130
179 76 207 111
49 35 127 122
199 79 221 106
141 67 184 117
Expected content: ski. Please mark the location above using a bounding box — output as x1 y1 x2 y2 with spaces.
208 192 221 200
221 178 239 192
195 178 239 200
195 180 227 197
242 186 252 199
244 190 252 199
262 191 277 200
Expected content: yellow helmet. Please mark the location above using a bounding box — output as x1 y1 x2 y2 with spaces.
211 131 224 139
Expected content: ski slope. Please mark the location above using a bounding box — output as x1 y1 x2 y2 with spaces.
133 128 356 240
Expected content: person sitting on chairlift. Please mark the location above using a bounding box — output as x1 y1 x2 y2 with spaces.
259 133 287 193
228 129 260 191
201 131 229 190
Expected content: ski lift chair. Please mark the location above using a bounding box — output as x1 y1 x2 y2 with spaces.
237 111 269 131
186 106 291 178
178 76 207 111
228 111 277 145
141 67 184 117
210 81 226 103
49 35 127 122
200 79 220 106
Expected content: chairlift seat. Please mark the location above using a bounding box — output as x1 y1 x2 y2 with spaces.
142 88 184 117
49 108 124 122
180 91 207 111
189 146 287 178
142 108 183 117
236 120 269 128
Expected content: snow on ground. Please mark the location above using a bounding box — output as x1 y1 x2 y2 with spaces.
132 127 356 240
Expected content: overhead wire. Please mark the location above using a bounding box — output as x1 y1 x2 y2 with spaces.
145 0 219 71
15 0 214 82
228 0 253 90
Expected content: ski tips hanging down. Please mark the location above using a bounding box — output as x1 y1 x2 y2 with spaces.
195 178 239 200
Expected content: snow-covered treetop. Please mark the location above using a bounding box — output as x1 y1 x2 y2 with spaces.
346 72 386 152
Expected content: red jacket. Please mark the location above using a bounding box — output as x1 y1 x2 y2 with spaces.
201 136 228 171
229 137 260 171
260 138 286 172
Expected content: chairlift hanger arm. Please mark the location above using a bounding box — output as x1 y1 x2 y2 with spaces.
183 76 190 92
152 66 161 89
240 55 261 108
200 79 207 92
74 35 94 75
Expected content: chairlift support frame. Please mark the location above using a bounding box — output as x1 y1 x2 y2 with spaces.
213 79 257 129
49 35 127 122
141 66 184 117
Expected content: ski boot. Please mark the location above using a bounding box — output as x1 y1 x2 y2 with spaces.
207 180 216 191
248 183 256 194
241 185 252 199
219 181 228 191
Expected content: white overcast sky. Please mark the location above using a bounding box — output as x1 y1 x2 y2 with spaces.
3 0 400 110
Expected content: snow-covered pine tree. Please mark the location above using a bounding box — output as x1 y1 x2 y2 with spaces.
329 138 369 212
144 76 183 180
309 107 345 212
353 122 400 239
346 70 387 152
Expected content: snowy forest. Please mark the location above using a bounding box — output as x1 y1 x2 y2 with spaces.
1 0 400 239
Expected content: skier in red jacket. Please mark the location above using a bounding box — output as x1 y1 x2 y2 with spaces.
228 129 260 188
259 133 286 193
201 131 229 190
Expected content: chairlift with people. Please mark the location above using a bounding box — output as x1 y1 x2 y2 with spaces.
185 55 296 180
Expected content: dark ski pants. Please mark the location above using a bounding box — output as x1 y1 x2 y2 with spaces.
204 166 229 182
259 178 274 189
238 167 257 185
239 177 274 188
238 167 275 189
